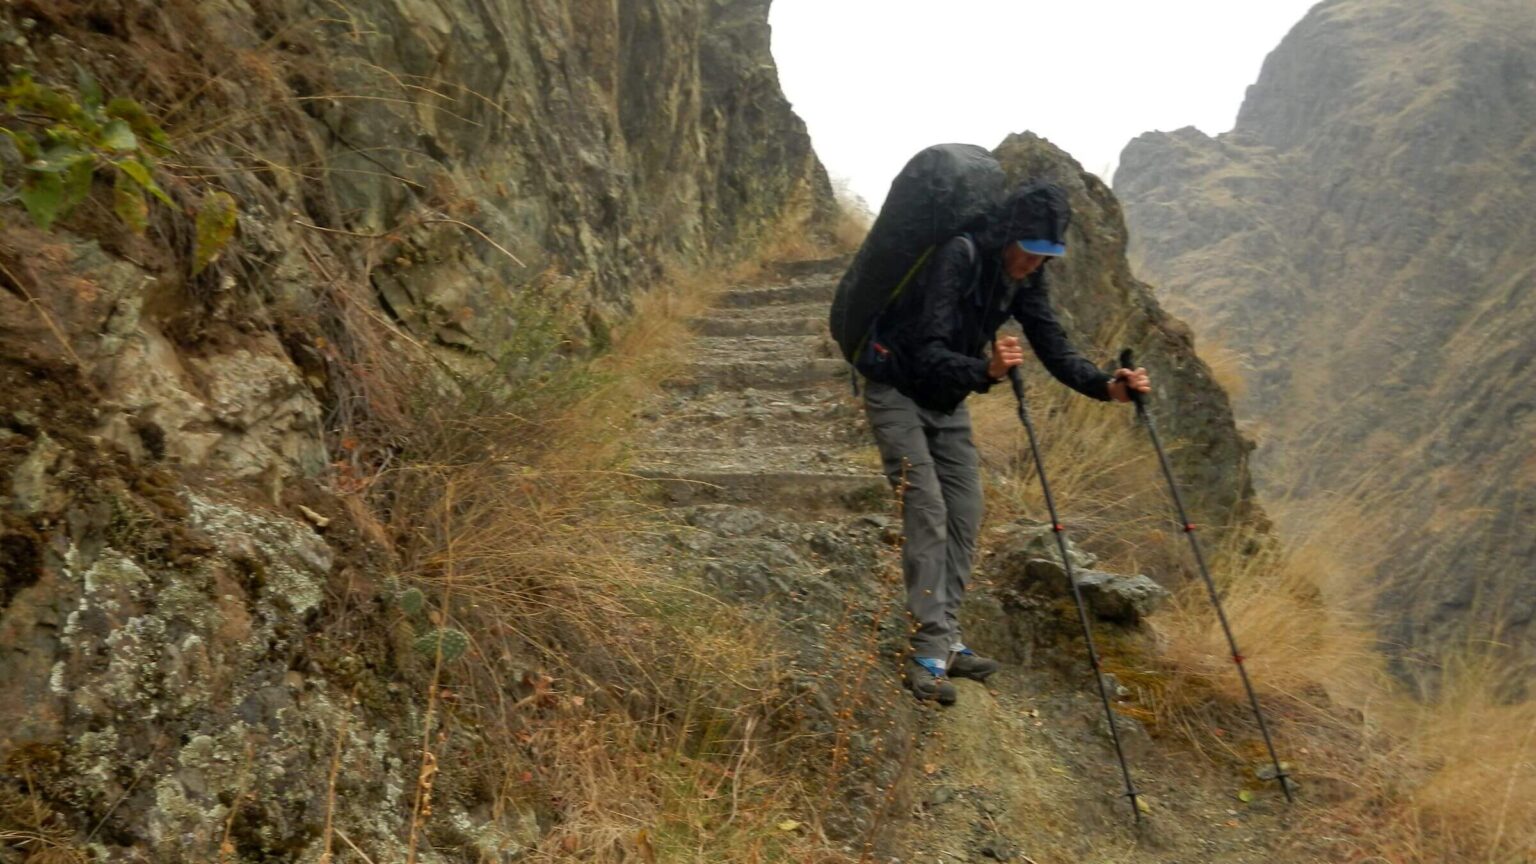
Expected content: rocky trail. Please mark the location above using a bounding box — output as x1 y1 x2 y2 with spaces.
630 259 1326 862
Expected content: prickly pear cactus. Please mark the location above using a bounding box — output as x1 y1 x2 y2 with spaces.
398 587 426 617
413 627 469 662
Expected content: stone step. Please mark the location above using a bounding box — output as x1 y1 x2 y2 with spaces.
705 300 828 321
666 357 848 392
636 468 890 513
646 419 866 452
718 280 836 309
694 315 826 337
692 334 834 364
763 256 851 281
642 399 866 450
633 444 879 475
648 385 850 414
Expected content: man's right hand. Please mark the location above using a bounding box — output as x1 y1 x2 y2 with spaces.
987 336 1025 380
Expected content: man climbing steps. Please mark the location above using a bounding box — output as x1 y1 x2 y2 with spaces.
838 162 1150 705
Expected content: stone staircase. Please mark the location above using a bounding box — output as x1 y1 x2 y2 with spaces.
634 261 888 513
627 258 1309 864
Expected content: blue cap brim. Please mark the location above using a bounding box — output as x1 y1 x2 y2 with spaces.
1017 239 1066 257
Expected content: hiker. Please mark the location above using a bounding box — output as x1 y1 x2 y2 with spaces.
862 182 1152 704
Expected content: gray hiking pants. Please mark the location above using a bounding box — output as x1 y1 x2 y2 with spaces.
863 382 984 661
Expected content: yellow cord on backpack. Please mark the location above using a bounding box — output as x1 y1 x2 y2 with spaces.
851 244 936 360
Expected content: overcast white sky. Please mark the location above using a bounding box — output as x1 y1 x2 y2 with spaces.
770 0 1319 208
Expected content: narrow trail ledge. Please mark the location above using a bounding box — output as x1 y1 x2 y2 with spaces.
634 258 1324 862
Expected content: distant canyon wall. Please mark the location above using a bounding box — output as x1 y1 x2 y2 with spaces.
1116 0 1536 671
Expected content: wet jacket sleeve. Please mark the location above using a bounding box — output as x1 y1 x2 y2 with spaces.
909 239 994 396
1011 273 1114 401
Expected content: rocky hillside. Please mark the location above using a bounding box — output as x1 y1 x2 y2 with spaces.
1115 0 1536 673
628 137 1310 862
0 0 1296 857
0 1 829 860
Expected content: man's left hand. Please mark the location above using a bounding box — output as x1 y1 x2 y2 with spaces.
1107 367 1151 403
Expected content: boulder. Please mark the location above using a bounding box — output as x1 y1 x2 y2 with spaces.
993 520 1168 625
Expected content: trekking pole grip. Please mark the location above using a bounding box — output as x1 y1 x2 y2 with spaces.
1118 348 1146 410
1007 365 1026 402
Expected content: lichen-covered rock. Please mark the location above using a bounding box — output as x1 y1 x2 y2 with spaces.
0 487 415 862
991 521 1169 626
1073 570 1169 626
989 520 1099 575
9 432 64 516
0 1 834 859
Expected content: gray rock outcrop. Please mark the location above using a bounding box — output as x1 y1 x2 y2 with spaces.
992 521 1169 626
992 133 1264 528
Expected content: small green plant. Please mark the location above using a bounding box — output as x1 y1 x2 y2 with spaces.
395 588 467 663
397 587 427 616
413 628 468 663
0 68 238 272
0 69 171 232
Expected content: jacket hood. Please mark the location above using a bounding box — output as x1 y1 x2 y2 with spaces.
973 182 1072 253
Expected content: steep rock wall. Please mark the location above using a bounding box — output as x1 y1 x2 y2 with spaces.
0 1 829 860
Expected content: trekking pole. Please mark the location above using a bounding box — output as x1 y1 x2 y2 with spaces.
1006 366 1143 822
1118 349 1293 802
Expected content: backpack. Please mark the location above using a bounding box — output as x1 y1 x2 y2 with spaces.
828 143 1007 373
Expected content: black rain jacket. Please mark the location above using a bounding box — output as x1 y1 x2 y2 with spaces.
880 186 1112 413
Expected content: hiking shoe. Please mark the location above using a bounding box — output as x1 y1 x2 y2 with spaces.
904 656 957 705
947 647 999 682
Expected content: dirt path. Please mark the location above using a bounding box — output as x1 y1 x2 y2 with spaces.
634 259 1326 863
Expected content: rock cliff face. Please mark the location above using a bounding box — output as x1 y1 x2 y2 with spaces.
1115 0 1536 669
995 133 1262 527
0 1 828 860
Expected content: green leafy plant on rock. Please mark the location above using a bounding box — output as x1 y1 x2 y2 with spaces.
413 627 469 663
0 69 237 273
0 69 171 232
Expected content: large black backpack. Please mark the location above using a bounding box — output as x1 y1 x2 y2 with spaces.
829 144 1007 364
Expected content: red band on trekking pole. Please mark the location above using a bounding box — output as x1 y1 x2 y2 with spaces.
1053 523 1064 532
1120 345 1294 804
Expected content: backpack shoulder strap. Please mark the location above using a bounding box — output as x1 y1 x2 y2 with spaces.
885 244 937 306
958 233 978 264
957 233 986 300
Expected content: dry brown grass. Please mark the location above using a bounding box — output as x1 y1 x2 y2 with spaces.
1386 655 1536 862
1117 492 1535 862
829 205 872 254
969 347 1165 570
740 203 868 272
968 320 1535 860
1153 498 1383 708
1195 334 1250 403
349 258 857 862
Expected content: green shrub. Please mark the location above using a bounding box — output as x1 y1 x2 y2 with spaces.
0 69 235 273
